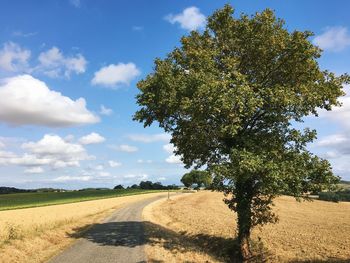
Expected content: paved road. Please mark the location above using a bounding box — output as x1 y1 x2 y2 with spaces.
49 193 170 263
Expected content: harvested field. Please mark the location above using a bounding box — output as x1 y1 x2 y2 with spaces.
143 191 350 262
0 192 166 263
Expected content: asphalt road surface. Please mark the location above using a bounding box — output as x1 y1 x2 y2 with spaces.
48 193 171 263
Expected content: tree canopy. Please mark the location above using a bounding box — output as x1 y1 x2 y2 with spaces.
134 4 348 260
181 170 212 188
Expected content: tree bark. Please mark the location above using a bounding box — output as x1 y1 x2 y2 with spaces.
238 229 252 261
236 178 253 261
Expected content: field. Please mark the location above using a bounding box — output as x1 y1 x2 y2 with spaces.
143 191 350 262
0 192 167 263
0 189 164 211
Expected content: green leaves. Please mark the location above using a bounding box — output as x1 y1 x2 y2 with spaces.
133 4 347 245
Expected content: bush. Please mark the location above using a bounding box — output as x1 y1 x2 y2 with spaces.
318 190 350 202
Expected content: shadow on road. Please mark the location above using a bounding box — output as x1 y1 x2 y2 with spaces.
69 221 350 263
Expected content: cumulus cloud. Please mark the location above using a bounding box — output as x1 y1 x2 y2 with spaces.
24 167 44 174
109 144 138 153
108 160 121 167
128 133 171 143
163 143 175 154
37 46 87 78
165 154 182 164
99 105 113 116
163 143 183 164
0 42 31 71
317 133 350 155
91 62 140 87
21 134 92 169
0 75 99 127
79 132 105 145
0 134 93 173
320 94 350 130
165 7 206 31
313 26 350 52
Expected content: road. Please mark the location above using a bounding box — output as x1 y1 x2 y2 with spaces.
48 193 171 263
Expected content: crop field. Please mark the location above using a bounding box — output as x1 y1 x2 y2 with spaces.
143 191 350 262
0 189 164 211
0 192 167 263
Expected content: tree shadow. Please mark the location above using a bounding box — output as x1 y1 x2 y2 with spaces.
68 221 349 263
69 221 267 262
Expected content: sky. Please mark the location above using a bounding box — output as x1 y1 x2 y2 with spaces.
0 0 350 189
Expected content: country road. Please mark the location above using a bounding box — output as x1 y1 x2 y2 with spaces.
48 193 175 263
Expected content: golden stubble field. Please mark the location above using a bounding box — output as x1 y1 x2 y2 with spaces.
0 192 166 263
143 191 350 262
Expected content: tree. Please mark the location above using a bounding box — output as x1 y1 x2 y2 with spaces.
113 184 124 190
181 170 212 188
133 5 348 260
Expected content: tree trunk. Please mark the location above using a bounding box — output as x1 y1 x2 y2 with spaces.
238 229 252 261
236 178 253 261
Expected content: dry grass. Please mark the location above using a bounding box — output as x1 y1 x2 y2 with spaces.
143 191 350 262
0 192 165 263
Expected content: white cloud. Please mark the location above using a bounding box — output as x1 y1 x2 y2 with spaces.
123 173 148 180
0 141 5 149
0 75 99 127
91 62 140 87
128 133 171 143
24 167 44 174
163 143 182 164
100 105 113 116
320 94 350 130
313 26 350 52
21 134 92 169
165 154 182 164
109 144 138 153
12 31 37 38
53 175 92 182
163 143 175 154
108 160 121 167
165 7 206 31
79 132 105 145
157 177 166 181
94 164 104 170
317 133 350 155
137 159 153 164
37 47 87 78
0 42 31 72
98 171 111 177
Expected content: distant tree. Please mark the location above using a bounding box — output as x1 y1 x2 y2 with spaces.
113 185 124 190
181 170 212 188
139 181 154 189
134 5 348 260
130 184 139 189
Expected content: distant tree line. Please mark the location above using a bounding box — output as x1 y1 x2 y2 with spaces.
114 181 179 190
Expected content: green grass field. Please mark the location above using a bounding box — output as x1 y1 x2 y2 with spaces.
0 189 165 211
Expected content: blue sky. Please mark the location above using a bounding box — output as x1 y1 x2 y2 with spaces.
0 0 350 189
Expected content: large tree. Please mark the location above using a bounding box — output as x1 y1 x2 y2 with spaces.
181 170 212 188
134 5 348 260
